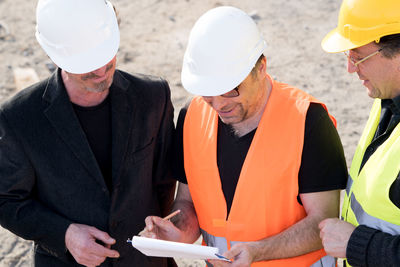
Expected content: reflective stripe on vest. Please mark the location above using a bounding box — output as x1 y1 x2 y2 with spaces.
341 174 353 220
206 257 335 267
345 174 353 196
184 75 336 266
349 193 400 235
201 228 246 253
310 256 336 267
206 258 334 267
201 228 230 253
342 99 400 265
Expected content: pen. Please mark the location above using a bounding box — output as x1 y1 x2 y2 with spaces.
215 253 232 262
162 209 181 221
138 210 181 236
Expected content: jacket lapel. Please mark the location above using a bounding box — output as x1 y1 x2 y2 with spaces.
110 71 136 184
42 70 106 189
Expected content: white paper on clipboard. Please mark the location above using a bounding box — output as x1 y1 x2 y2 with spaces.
129 236 230 261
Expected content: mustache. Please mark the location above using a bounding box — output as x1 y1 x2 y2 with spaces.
81 62 114 80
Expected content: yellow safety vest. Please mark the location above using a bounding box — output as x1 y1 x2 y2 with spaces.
342 99 400 266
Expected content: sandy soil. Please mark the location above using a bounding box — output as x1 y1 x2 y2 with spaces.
0 0 371 266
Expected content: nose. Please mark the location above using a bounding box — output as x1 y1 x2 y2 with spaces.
203 96 229 111
347 59 358 74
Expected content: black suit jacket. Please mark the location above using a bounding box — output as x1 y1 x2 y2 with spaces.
0 69 176 266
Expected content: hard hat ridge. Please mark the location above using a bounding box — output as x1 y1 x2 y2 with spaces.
35 0 120 74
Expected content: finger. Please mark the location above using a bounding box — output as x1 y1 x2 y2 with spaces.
208 259 219 266
144 216 156 232
89 228 116 246
140 229 156 238
138 228 148 236
207 260 216 266
91 242 120 258
141 216 161 237
74 251 106 267
208 259 229 267
85 253 107 266
318 218 328 230
143 216 175 238
151 216 174 229
223 246 239 260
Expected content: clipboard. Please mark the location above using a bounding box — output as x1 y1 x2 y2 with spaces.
128 236 231 262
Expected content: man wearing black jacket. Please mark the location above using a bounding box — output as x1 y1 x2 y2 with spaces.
0 0 176 266
319 0 400 266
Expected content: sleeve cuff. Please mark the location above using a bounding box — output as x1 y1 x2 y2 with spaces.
346 225 379 266
37 219 72 261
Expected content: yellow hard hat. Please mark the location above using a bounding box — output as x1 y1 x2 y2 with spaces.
322 0 400 53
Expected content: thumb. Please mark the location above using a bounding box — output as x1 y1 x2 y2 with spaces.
223 244 242 261
318 219 327 230
89 227 116 245
222 248 235 260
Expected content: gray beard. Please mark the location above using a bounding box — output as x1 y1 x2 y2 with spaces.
85 80 110 93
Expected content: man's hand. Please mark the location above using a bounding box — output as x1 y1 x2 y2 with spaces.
319 218 355 258
141 215 183 242
208 242 256 267
140 183 201 244
65 223 120 267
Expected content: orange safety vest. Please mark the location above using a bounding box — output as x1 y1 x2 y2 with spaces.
183 76 336 266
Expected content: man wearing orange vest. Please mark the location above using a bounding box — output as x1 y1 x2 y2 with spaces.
318 0 400 266
143 6 347 266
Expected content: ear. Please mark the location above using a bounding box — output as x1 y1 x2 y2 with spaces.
259 56 267 77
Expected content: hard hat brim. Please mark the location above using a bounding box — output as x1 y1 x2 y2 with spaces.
321 28 363 53
35 1 120 74
181 66 247 97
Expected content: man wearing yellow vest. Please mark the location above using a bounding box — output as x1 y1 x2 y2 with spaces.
143 6 347 266
318 0 400 266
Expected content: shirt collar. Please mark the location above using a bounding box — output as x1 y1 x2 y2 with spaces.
391 95 400 115
381 96 400 115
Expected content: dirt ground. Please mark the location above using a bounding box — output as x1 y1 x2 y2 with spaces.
0 0 370 266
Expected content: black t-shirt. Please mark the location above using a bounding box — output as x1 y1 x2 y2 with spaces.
173 102 348 214
72 94 112 191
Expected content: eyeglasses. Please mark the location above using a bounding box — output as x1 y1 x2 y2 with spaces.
203 86 240 99
221 87 240 98
344 48 383 67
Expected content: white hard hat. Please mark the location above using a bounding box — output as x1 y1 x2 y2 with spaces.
35 0 120 74
181 6 266 96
